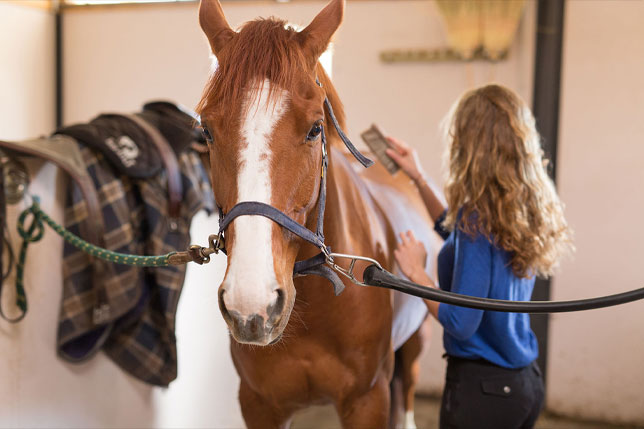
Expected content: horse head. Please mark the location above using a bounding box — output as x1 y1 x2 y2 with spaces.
197 0 344 345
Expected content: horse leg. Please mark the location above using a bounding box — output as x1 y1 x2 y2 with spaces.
337 374 391 429
389 351 404 429
239 380 293 429
398 321 430 429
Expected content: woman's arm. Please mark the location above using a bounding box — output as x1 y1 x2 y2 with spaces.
394 231 440 319
386 137 446 222
408 268 440 320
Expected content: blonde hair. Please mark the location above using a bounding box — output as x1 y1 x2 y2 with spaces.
442 84 573 278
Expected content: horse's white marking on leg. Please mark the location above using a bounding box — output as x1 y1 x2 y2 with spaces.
224 80 289 317
403 410 417 429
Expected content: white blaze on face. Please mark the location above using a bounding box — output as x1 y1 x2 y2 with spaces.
223 80 289 317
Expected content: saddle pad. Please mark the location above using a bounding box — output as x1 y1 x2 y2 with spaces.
391 283 428 351
57 145 213 386
56 102 200 180
140 101 203 153
57 114 163 179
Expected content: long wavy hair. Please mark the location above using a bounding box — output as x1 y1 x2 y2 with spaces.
442 84 573 278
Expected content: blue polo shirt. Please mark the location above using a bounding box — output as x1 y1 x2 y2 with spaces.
434 211 538 369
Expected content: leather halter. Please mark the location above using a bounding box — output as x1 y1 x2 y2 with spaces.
211 81 373 295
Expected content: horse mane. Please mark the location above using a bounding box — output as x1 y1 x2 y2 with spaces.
197 18 308 116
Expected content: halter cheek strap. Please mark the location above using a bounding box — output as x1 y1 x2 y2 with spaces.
214 90 373 296
323 97 373 169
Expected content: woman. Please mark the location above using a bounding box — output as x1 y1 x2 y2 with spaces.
386 84 573 429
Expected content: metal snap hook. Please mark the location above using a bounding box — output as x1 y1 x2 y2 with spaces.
0 151 29 205
325 252 383 286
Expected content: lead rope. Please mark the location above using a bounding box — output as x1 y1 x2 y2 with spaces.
0 196 220 320
18 197 178 267
17 196 220 267
0 197 46 323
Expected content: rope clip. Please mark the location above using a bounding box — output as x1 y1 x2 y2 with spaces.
187 233 225 265
324 251 383 286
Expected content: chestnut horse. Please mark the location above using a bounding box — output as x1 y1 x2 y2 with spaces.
197 0 440 427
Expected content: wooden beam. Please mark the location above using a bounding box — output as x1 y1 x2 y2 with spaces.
5 0 54 11
380 47 509 63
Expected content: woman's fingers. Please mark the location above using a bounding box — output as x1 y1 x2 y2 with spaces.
385 148 402 162
386 136 409 155
407 230 424 249
385 137 425 182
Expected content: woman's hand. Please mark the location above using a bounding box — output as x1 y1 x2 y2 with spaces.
394 230 428 283
386 136 426 183
395 230 440 319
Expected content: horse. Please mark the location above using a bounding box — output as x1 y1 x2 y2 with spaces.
197 0 441 427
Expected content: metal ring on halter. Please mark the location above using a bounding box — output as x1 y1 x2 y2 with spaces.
325 252 383 286
212 231 225 255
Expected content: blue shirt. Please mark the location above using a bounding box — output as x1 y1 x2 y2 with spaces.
434 211 538 369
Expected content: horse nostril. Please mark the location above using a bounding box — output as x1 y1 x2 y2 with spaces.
267 288 286 324
246 314 263 335
218 289 231 322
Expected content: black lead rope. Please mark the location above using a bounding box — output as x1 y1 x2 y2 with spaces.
363 265 644 313
323 98 373 168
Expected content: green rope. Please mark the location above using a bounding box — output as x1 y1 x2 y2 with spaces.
10 204 43 320
5 197 186 322
17 197 176 268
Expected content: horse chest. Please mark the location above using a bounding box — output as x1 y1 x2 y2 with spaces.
231 327 392 403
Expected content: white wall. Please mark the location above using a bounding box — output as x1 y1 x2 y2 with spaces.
0 2 55 140
547 1 644 424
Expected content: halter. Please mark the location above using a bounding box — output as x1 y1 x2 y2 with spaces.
209 80 376 295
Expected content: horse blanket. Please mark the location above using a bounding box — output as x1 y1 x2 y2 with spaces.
56 102 213 386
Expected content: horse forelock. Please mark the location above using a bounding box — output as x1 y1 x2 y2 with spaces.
197 18 309 118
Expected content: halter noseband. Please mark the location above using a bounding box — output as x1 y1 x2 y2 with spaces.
212 80 373 295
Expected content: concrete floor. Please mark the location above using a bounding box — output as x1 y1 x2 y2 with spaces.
291 395 641 429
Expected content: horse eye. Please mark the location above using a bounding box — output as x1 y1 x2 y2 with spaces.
306 121 323 141
202 126 214 144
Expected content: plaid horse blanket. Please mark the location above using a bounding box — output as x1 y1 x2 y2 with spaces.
56 103 213 386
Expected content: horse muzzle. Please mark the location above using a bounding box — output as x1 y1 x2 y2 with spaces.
218 287 288 345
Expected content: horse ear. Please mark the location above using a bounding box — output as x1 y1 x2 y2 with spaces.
199 0 235 55
299 0 344 61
